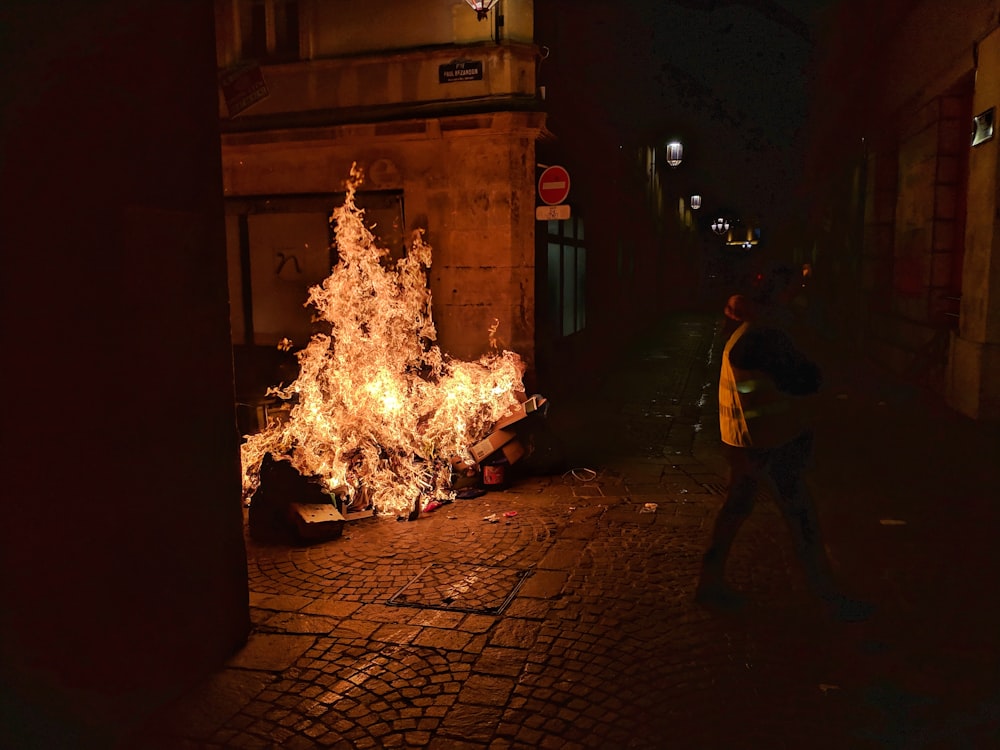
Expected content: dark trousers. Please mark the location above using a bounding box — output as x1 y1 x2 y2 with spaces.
701 430 838 599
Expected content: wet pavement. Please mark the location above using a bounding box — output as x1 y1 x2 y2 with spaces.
126 311 1000 749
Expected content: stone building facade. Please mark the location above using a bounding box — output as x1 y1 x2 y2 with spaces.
2 4 250 746
214 0 547 406
807 0 1000 420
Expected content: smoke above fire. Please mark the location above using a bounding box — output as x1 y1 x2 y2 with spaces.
240 164 526 518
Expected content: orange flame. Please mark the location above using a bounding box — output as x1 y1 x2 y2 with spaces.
241 164 525 517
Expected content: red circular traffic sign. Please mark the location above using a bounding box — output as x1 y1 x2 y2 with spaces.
538 165 570 205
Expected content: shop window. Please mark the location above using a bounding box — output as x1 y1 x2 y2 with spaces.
545 217 586 337
225 192 405 347
240 0 300 62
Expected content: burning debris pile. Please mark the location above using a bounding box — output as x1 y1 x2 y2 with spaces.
241 165 529 520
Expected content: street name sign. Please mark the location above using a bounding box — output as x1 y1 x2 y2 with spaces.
439 60 484 83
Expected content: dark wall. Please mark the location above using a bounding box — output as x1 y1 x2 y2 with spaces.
0 1 250 746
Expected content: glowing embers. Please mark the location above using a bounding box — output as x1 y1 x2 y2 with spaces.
241 164 526 519
387 563 532 615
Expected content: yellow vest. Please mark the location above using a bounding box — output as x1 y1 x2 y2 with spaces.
719 322 804 448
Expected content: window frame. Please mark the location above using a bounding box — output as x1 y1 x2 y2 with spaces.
544 217 586 338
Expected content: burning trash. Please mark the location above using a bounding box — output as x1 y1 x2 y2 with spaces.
241 164 533 521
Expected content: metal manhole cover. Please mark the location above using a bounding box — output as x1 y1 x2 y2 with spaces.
386 563 532 615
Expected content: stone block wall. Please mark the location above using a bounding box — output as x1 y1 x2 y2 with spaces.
221 110 544 372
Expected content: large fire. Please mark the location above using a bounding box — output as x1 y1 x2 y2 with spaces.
240 165 526 518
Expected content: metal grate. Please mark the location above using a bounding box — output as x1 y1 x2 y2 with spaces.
386 563 532 615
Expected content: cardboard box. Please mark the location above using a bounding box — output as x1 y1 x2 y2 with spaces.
501 438 526 465
494 395 547 431
470 428 517 463
288 502 345 541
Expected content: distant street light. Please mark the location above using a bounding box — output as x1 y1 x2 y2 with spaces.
711 217 730 235
665 141 683 167
690 195 702 210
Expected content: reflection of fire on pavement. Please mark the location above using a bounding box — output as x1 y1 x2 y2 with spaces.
241 164 530 521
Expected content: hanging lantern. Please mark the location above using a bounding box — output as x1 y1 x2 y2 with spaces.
665 141 683 167
711 217 730 235
690 194 702 210
465 0 498 20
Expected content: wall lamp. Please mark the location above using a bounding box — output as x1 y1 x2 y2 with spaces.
465 0 498 20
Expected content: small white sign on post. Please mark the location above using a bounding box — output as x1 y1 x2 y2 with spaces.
536 204 571 220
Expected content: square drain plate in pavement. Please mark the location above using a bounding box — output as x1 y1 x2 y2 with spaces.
386 563 532 615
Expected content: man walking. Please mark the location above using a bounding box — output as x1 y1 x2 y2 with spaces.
696 294 872 621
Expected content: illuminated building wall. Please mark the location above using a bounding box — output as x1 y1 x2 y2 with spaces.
213 0 544 397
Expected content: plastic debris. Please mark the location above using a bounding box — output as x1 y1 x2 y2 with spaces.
503 510 518 518
483 513 499 523
422 500 443 513
456 487 487 500
563 467 597 483
640 503 658 513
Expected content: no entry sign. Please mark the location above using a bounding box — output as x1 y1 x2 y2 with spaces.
538 165 570 205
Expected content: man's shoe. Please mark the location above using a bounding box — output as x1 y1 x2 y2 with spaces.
695 581 746 613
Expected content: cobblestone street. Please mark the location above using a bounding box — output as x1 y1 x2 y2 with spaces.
128 312 1000 749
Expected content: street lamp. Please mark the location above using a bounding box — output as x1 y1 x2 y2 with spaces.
711 217 730 235
665 141 683 167
465 0 498 20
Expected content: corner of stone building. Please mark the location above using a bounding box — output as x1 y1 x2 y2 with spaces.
947 332 1000 420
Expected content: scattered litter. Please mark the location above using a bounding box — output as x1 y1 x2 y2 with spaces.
640 503 658 513
503 510 518 518
422 500 443 513
563 467 597 483
818 684 840 693
456 487 486 500
879 519 907 526
483 513 499 523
